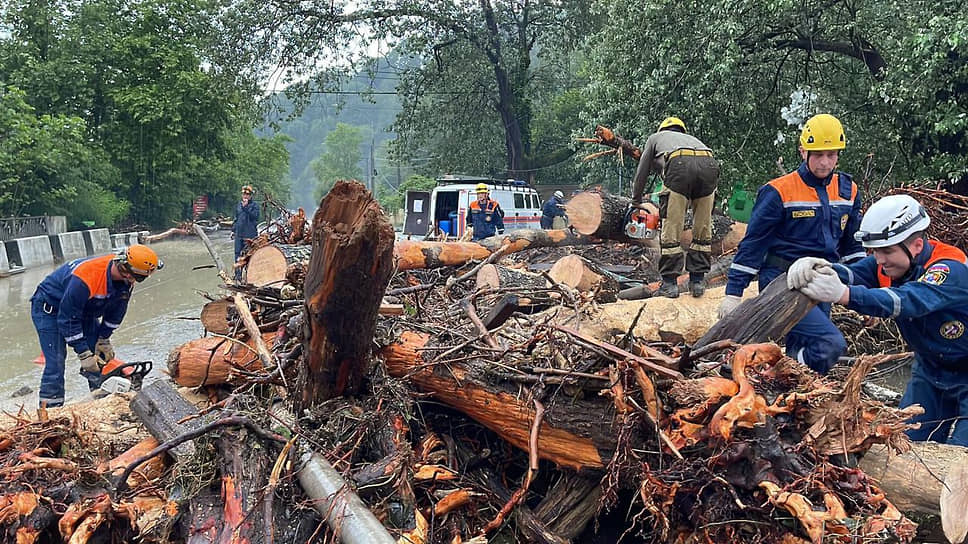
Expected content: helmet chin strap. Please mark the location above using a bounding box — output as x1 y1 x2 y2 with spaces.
897 234 925 278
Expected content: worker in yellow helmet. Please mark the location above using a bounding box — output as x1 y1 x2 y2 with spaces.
467 183 505 240
30 244 163 407
631 116 721 298
718 113 865 375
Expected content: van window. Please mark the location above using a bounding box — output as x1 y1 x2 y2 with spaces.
530 194 540 209
514 193 525 208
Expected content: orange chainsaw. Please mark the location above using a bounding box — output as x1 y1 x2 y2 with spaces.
624 207 660 239
34 355 152 394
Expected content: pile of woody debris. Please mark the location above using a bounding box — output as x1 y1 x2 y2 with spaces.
3 180 963 544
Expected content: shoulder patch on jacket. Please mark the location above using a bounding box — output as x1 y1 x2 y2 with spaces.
940 320 965 340
919 263 950 285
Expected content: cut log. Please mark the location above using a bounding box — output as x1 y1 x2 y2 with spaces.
200 298 234 334
142 227 192 243
859 442 968 516
129 380 205 463
565 191 634 241
394 228 597 271
693 273 813 348
549 254 603 292
167 333 276 387
297 180 395 410
381 331 625 471
476 264 548 290
245 244 312 287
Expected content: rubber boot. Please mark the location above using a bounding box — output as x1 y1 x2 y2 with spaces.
689 274 706 298
654 277 679 298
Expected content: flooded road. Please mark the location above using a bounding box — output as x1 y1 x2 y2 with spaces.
0 233 235 411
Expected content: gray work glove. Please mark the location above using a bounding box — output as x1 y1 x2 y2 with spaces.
801 267 848 303
717 295 743 320
78 350 103 373
95 337 115 362
786 257 833 290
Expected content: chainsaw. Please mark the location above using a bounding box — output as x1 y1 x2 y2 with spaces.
624 207 660 240
98 359 153 394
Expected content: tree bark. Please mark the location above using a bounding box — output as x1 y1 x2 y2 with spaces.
476 264 548 290
693 272 813 348
394 228 597 271
380 331 615 472
168 333 275 387
129 380 203 463
297 180 395 411
859 442 968 515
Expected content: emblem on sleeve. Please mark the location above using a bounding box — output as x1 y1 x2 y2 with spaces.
840 214 848 230
940 320 965 340
919 263 950 285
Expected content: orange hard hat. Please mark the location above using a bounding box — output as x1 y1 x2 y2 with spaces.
119 244 162 281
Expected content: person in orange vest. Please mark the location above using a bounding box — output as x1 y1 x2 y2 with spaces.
630 116 720 298
788 195 968 445
467 183 505 240
30 244 162 407
718 114 866 373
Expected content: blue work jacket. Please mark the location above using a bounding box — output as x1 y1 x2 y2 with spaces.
234 200 260 239
467 198 505 240
834 240 968 373
726 162 865 296
32 255 132 353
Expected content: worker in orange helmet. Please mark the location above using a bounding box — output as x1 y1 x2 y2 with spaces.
30 244 163 407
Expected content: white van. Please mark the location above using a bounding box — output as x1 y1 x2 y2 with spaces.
403 175 543 238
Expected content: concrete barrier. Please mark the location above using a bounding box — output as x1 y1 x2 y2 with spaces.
82 228 112 256
4 235 55 267
0 242 8 271
111 234 126 249
49 232 87 262
47 216 67 235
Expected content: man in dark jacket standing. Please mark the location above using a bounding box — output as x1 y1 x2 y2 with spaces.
541 191 567 229
233 185 260 277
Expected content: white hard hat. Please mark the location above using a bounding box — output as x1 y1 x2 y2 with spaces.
854 194 931 248
553 190 564 199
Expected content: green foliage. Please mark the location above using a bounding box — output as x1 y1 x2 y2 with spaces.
312 122 367 200
0 0 289 227
580 0 968 200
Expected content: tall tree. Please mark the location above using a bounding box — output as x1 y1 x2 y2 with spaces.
220 0 598 179
311 122 367 199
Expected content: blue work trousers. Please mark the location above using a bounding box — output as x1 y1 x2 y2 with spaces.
30 298 102 407
900 360 968 446
759 267 846 374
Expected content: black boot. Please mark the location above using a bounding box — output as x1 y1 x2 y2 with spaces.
689 274 706 297
654 277 679 298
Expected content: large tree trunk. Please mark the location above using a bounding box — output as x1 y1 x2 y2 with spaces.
245 244 313 287
859 442 968 515
297 180 395 412
381 331 617 472
566 191 635 241
394 228 597 271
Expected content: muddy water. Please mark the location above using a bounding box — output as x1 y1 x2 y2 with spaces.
0 234 235 411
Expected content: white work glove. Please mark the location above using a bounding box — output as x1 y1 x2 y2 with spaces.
800 267 848 303
786 257 833 290
717 295 742 320
78 350 104 373
95 337 115 362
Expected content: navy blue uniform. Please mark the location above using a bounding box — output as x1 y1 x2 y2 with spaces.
726 162 865 373
834 240 968 445
234 200 260 261
467 198 505 240
540 196 566 229
31 255 132 406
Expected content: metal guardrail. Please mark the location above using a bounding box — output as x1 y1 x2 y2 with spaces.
0 216 52 242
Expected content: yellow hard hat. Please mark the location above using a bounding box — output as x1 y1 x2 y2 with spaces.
119 244 162 281
475 183 489 194
800 114 846 151
658 116 686 132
